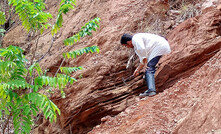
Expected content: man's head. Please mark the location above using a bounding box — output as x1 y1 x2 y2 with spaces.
120 34 134 48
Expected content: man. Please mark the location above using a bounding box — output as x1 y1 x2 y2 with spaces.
120 33 171 97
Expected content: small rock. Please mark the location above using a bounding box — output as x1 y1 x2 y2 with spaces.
95 125 100 128
202 0 218 10
101 115 111 122
168 10 181 16
217 5 221 10
164 21 172 29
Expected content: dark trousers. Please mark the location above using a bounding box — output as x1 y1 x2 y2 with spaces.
145 56 161 92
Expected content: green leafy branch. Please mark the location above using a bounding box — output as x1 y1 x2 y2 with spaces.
1 1 101 134
64 17 101 46
60 66 83 75
51 0 77 35
8 92 61 133
63 46 99 59
0 46 74 134
28 92 61 122
8 0 52 33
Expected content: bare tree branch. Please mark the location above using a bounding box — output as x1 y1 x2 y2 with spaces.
3 0 7 13
37 36 55 63
54 58 65 77
31 32 40 65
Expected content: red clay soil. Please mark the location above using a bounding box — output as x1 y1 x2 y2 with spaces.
89 5 221 134
2 0 221 134
89 50 221 134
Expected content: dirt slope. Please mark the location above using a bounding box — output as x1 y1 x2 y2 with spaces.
89 50 220 134
89 7 221 133
2 0 221 134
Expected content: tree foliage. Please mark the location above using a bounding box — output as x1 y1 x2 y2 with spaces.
63 46 99 59
8 0 52 33
52 0 77 35
64 17 101 45
0 46 64 133
0 0 100 133
60 66 83 75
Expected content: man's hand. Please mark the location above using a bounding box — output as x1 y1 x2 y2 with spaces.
133 60 146 77
133 69 139 77
145 66 150 71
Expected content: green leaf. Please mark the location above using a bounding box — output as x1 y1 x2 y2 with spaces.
22 116 32 125
0 11 6 25
43 105 50 115
3 107 10 115
49 114 54 123
24 105 31 115
40 97 46 109
45 110 51 120
30 104 38 116
21 121 31 133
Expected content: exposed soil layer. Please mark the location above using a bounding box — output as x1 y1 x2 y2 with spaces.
90 50 220 134
2 0 221 134
89 4 221 134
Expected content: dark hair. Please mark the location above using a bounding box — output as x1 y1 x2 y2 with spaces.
120 34 132 44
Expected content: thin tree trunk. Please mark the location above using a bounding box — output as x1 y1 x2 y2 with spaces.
54 58 65 77
37 36 55 63
3 112 12 134
3 0 7 13
31 32 40 65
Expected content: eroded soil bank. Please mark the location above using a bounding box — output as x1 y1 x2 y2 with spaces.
2 0 221 133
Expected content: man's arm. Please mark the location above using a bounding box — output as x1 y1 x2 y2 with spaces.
133 58 147 77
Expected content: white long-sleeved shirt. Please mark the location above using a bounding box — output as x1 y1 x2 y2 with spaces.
132 33 171 64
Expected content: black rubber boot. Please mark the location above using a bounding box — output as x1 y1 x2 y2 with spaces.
139 90 156 97
139 71 156 97
139 56 161 98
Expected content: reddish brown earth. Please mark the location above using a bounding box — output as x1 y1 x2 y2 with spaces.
2 0 221 134
89 7 221 133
